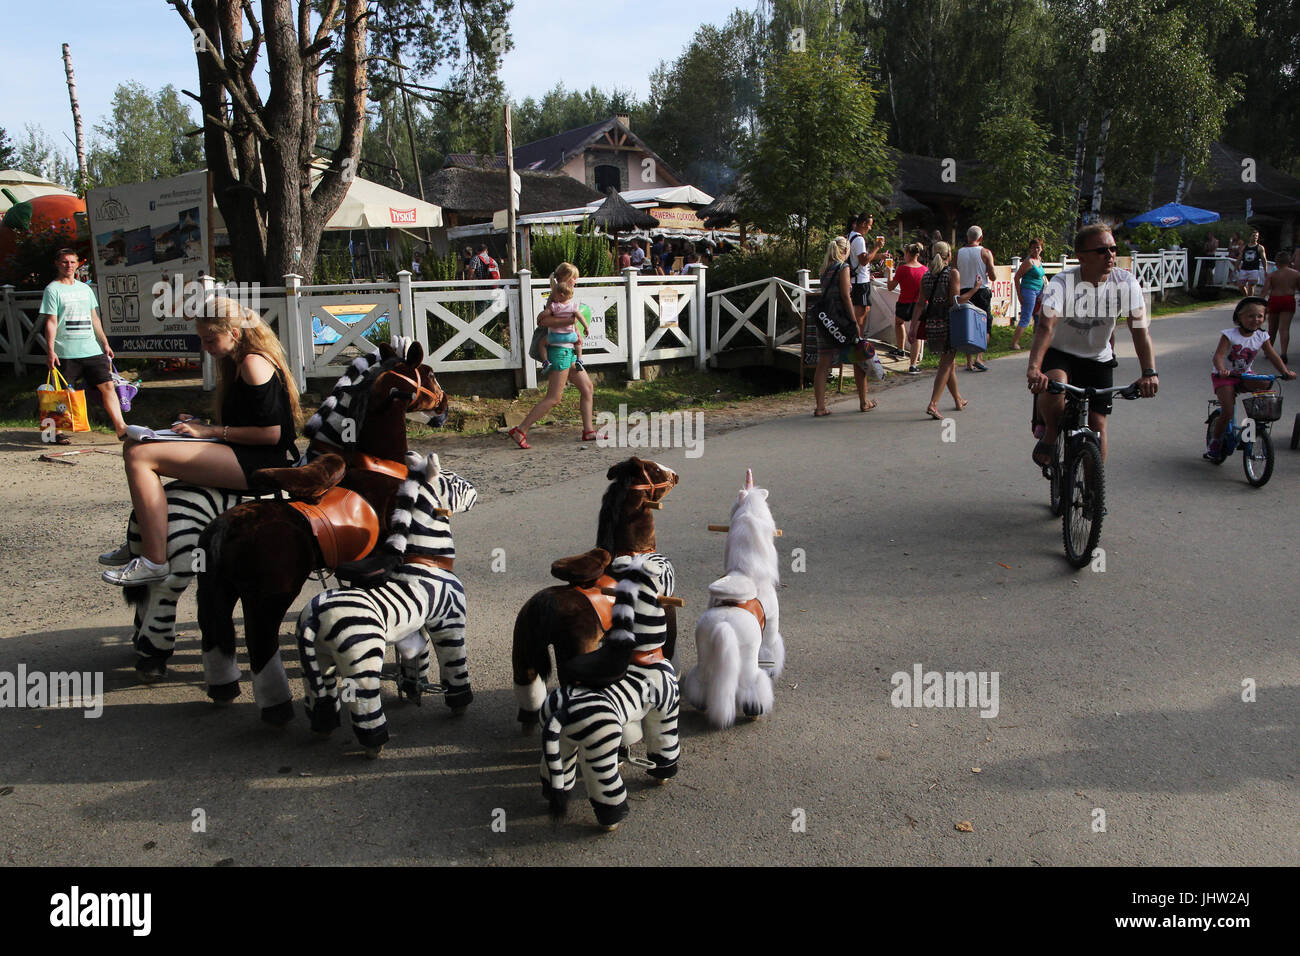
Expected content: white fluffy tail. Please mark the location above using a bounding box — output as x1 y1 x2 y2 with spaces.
693 612 742 729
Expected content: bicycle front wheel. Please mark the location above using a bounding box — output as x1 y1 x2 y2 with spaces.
1063 441 1104 568
1048 429 1066 516
1243 429 1274 487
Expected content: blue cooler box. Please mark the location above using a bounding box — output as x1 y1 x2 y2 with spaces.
948 303 988 353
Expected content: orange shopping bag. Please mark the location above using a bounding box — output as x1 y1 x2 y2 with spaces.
37 367 90 433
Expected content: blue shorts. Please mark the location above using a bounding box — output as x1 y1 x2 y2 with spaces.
546 345 578 371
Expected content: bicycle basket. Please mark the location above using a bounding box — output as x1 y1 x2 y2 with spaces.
1242 391 1283 422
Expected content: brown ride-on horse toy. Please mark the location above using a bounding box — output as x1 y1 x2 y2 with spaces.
195 339 448 725
511 457 679 730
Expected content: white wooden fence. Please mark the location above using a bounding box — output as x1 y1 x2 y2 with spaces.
0 250 1201 382
1 268 708 389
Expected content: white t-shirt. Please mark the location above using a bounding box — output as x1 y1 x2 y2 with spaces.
956 245 988 291
1215 326 1269 375
848 232 868 284
1039 266 1147 363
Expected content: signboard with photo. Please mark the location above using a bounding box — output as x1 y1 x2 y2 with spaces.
87 170 211 356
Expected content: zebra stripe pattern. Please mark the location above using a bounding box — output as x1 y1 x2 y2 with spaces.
299 349 385 456
123 349 391 659
296 452 478 752
127 482 255 663
540 553 680 829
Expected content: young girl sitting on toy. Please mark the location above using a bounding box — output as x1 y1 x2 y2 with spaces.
539 263 585 375
1205 296 1295 462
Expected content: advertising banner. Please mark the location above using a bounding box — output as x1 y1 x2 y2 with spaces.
87 171 211 356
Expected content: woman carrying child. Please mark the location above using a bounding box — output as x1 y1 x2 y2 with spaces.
508 262 597 448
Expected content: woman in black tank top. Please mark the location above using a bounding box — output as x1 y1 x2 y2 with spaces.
104 298 302 586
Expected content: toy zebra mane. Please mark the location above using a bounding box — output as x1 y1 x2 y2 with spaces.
607 554 668 651
385 452 477 558
301 349 398 455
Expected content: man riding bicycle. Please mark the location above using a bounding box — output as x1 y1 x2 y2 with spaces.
1027 224 1160 463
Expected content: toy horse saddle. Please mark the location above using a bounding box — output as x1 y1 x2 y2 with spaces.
551 548 617 633
288 487 381 569
708 573 767 633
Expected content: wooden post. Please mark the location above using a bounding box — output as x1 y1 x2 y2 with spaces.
625 266 642 380
694 263 708 369
505 104 519 276
284 273 306 391
3 285 21 373
518 268 536 390
61 44 87 194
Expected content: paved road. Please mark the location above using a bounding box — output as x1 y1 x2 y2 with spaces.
1 301 1296 866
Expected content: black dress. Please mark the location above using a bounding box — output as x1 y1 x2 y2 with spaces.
220 364 299 485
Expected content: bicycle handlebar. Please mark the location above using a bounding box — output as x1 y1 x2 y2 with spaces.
1046 380 1144 400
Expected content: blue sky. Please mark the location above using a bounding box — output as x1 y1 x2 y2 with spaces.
3 0 739 161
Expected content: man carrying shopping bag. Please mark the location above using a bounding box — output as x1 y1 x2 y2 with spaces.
40 248 128 443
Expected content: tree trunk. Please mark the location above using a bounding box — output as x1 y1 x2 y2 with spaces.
61 44 88 193
1089 107 1111 224
176 0 368 284
1070 114 1089 233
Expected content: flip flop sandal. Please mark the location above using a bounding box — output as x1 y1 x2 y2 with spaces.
813 409 832 417
925 406 942 420
54 434 72 445
860 400 878 412
507 426 531 449
579 429 598 441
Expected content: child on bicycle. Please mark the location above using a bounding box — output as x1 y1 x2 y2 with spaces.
538 262 584 375
1205 296 1295 462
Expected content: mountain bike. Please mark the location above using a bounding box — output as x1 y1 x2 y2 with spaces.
1204 373 1282 488
1040 380 1143 568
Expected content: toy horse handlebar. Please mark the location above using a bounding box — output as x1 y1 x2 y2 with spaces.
707 524 782 536
598 587 684 607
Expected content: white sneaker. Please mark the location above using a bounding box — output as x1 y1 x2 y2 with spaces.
102 557 169 586
98 542 132 566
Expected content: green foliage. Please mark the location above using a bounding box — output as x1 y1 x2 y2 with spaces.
1126 223 1182 253
512 84 643 146
0 222 81 289
529 226 614 279
742 46 894 270
707 238 808 292
0 127 15 169
641 11 766 194
971 100 1073 261
86 83 203 188
424 252 460 280
312 246 354 285
12 124 77 188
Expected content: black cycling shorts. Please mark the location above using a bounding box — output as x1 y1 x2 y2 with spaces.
851 282 872 307
1041 347 1117 415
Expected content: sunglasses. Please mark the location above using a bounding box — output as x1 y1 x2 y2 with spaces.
1083 245 1119 256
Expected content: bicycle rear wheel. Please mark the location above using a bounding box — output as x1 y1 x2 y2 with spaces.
1062 441 1104 568
1243 429 1274 487
1048 429 1065 516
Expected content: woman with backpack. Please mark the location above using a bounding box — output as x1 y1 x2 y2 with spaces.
813 236 874 416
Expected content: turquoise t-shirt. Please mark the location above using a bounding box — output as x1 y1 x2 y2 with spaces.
1021 260 1046 291
40 280 102 360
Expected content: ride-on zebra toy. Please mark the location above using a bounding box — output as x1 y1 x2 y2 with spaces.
539 553 680 830
296 451 477 757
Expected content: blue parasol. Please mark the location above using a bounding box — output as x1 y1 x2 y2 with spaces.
1125 202 1220 229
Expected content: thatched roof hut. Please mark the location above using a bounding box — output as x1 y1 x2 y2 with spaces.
589 187 660 232
698 175 749 228
420 165 602 221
